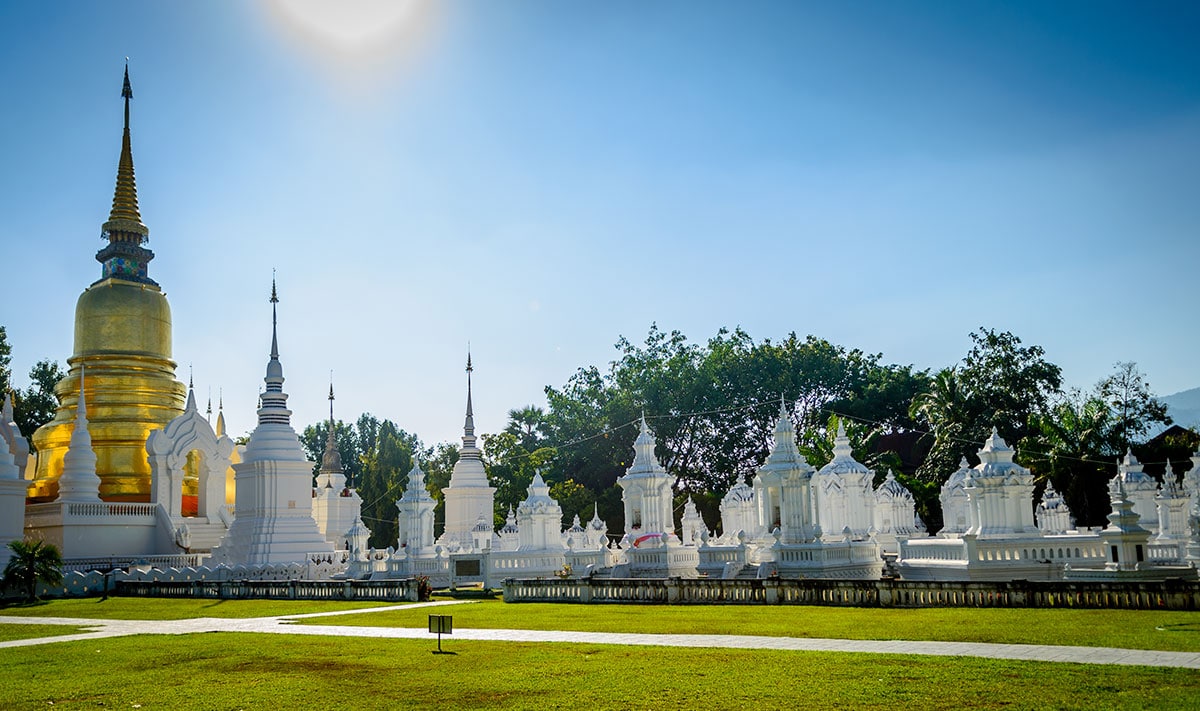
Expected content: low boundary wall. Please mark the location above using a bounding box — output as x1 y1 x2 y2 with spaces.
502 577 1200 610
116 579 418 602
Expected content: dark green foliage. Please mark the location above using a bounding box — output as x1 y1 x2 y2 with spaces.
3 540 63 603
13 359 65 442
299 414 423 549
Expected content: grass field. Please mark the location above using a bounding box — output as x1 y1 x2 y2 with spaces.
0 598 408 620
0 623 91 643
298 599 1200 652
2 632 1199 710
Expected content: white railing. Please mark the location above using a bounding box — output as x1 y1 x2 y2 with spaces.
500 577 1200 610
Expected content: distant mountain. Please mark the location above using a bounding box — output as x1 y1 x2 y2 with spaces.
1162 387 1200 431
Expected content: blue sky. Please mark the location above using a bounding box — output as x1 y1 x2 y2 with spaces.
2 1 1198 446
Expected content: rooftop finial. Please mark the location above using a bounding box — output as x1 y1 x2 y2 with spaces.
98 59 153 283
269 272 279 360
463 349 475 438
328 373 335 426
122 59 132 130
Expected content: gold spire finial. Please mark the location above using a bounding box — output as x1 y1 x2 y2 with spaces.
102 59 148 243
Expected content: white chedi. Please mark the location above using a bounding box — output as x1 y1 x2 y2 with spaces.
618 415 677 539
56 367 102 503
815 422 875 540
396 459 436 555
964 429 1036 537
1112 450 1160 532
874 470 918 536
1155 463 1190 542
516 472 565 552
208 283 334 567
752 401 817 545
1035 481 1073 534
680 495 705 545
438 354 496 551
939 458 973 535
719 480 757 542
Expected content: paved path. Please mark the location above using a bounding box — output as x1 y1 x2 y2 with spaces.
2 600 1198 669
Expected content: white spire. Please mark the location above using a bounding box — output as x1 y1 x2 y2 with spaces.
57 366 102 502
463 350 476 446
0 419 19 480
257 276 292 426
215 390 226 437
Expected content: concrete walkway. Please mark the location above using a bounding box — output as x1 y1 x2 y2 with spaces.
2 600 1198 669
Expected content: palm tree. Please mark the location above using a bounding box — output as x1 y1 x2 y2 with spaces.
3 540 63 603
909 368 977 483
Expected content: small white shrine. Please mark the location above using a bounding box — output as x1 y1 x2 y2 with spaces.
611 416 699 578
311 385 363 550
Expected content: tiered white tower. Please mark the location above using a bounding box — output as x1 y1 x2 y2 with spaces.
1155 463 1190 542
515 472 565 552
618 415 677 540
396 460 437 554
718 479 758 541
938 458 973 534
752 402 817 544
1035 481 1074 534
312 383 363 549
1113 450 1160 532
438 354 495 551
964 429 1037 536
814 422 875 540
680 495 705 545
873 470 919 553
209 281 334 566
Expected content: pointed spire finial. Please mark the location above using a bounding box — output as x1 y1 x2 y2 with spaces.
269 272 280 360
328 372 336 427
464 349 475 434
99 59 152 279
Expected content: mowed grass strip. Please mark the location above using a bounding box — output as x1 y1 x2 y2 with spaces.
1 633 1197 710
0 598 409 621
0 623 93 643
298 600 1200 652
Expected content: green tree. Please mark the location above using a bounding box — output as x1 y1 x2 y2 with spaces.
1097 361 1171 451
1020 394 1115 528
910 329 1062 485
3 540 63 603
0 326 11 396
422 442 459 539
14 359 65 443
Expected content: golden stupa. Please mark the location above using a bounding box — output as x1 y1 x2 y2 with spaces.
29 66 188 504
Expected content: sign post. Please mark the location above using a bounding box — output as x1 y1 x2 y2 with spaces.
428 614 453 654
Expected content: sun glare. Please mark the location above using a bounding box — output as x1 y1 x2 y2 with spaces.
267 0 434 65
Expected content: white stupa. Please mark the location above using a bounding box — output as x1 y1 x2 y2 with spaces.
438 353 496 550
209 280 334 566
56 366 102 503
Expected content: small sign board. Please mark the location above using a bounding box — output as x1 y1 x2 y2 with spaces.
429 614 453 654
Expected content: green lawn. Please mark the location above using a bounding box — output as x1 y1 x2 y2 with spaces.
0 597 407 620
1 632 1197 710
0 623 91 643
298 599 1200 652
